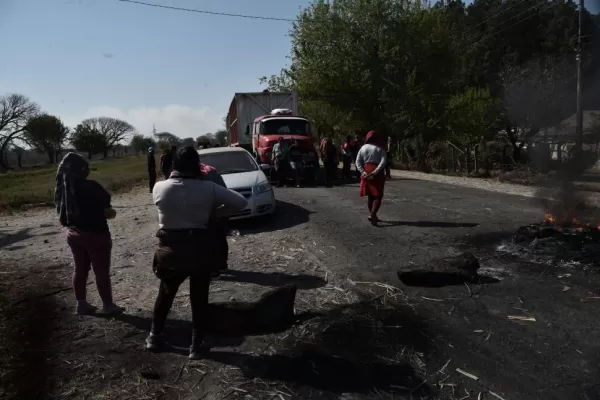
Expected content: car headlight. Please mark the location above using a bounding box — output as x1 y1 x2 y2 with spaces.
255 181 272 194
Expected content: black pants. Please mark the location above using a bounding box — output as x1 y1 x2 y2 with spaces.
210 218 229 270
385 152 391 178
148 170 157 192
342 156 352 179
162 168 171 180
323 160 337 185
151 271 211 347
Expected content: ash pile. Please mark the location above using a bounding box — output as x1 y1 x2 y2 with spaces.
498 156 600 268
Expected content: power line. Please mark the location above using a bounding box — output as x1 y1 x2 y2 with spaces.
461 0 530 39
466 1 563 51
118 0 296 22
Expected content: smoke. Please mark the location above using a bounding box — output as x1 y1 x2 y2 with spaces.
501 53 600 222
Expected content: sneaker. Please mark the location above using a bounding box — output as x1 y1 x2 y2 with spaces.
75 301 97 315
145 333 164 351
98 303 125 316
189 343 210 360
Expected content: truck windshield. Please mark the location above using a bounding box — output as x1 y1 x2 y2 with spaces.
259 119 310 136
199 151 258 175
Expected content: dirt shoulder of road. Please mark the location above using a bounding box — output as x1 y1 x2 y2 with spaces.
390 168 600 205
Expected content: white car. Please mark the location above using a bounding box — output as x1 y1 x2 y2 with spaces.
197 147 276 220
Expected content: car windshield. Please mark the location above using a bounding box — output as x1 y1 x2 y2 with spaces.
200 151 258 175
260 118 310 136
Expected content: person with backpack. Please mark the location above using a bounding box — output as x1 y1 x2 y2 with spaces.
148 147 247 359
55 152 125 316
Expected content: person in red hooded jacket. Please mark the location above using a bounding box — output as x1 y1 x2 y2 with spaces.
355 130 388 224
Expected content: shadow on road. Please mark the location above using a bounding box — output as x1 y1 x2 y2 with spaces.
208 351 422 395
398 271 501 288
0 228 55 250
218 270 326 290
207 298 432 396
230 200 313 234
377 220 478 228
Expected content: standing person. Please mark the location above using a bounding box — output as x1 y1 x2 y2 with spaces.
385 136 392 180
356 130 388 224
55 152 124 315
272 137 290 187
350 135 360 179
148 147 247 359
288 139 303 188
340 135 353 180
160 148 172 179
322 137 338 187
147 147 157 192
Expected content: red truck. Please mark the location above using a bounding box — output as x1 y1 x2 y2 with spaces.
226 91 319 180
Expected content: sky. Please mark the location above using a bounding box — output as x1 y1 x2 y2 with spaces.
1 0 598 139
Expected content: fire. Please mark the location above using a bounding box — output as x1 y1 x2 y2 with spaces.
543 210 600 231
544 212 556 225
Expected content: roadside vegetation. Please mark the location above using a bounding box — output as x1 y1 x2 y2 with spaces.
259 0 600 177
0 156 153 210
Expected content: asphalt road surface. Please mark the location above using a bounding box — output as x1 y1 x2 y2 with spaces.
263 176 600 400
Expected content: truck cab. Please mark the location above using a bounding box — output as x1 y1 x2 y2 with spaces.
246 108 319 167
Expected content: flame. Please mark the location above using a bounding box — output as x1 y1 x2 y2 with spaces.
544 212 556 225
544 210 600 231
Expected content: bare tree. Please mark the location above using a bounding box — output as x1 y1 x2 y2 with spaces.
80 117 135 158
0 93 40 169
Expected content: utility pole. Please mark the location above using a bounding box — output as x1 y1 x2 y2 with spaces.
576 0 584 153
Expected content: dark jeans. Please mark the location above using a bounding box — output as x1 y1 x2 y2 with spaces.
275 159 291 186
385 152 391 178
342 156 352 179
151 271 211 347
149 170 157 192
323 160 337 185
209 218 229 270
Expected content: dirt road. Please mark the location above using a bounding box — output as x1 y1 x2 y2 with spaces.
1 177 599 400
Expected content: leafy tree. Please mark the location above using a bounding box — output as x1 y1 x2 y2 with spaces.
71 124 105 159
213 129 227 145
23 114 69 163
447 87 504 171
260 0 597 171
0 93 40 169
259 70 294 91
79 117 136 158
154 132 181 147
130 134 156 155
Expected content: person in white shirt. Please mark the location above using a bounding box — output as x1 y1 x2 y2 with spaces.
146 147 248 360
355 130 388 224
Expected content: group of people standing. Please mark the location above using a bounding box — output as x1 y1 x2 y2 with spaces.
55 147 247 360
53 130 392 360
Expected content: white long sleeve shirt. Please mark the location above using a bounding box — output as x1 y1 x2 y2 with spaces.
152 178 248 230
355 144 387 175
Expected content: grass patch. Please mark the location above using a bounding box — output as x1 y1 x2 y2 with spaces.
0 156 154 210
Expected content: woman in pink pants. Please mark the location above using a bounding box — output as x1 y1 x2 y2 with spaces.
55 152 124 315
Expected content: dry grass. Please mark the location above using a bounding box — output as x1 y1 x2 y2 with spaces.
0 249 434 399
0 155 155 210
